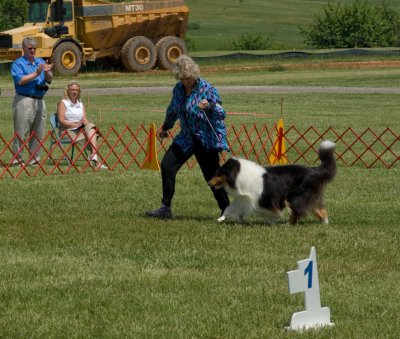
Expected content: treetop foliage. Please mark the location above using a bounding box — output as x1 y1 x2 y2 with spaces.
302 0 400 48
0 0 28 31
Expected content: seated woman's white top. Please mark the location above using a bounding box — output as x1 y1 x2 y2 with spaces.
62 99 84 122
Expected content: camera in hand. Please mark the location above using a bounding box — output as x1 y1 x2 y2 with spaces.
36 85 49 91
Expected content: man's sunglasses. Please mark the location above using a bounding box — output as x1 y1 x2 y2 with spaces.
26 47 37 50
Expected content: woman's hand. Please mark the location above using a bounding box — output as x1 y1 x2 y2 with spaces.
198 99 210 110
158 129 168 139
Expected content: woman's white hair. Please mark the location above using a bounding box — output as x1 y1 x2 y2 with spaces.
173 55 200 80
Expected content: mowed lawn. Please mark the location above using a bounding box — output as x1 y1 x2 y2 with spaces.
185 0 400 50
0 62 399 337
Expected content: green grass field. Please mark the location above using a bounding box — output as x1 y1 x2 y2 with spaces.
1 167 399 337
0 61 400 337
185 0 400 50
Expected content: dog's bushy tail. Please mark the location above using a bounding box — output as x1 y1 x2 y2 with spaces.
318 140 337 182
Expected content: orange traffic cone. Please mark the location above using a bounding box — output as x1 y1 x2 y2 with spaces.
269 118 288 165
141 123 160 171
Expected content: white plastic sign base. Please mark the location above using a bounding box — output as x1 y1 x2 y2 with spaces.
287 247 334 331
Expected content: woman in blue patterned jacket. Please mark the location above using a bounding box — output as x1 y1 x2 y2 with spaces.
146 55 230 219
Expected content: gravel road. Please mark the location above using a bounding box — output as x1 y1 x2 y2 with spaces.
1 85 400 97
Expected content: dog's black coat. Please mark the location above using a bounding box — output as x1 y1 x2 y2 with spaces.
211 140 337 224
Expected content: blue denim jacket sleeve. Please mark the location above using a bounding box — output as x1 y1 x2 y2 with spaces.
162 83 182 131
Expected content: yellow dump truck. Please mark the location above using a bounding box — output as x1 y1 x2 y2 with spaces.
0 0 189 75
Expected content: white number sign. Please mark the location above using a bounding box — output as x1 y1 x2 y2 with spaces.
287 247 334 330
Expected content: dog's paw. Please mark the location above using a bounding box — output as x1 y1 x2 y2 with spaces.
321 217 329 224
217 215 226 222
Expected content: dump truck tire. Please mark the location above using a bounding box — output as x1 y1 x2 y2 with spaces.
121 36 156 72
51 42 82 75
156 37 187 70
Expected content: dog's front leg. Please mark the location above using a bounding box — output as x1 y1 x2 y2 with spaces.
217 206 232 223
217 215 227 222
217 205 234 222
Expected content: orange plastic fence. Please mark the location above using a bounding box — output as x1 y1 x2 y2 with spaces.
0 123 399 179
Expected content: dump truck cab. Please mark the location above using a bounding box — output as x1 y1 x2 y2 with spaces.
1 0 77 53
0 0 189 75
0 1 57 58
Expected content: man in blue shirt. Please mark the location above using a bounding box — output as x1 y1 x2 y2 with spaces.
11 37 53 166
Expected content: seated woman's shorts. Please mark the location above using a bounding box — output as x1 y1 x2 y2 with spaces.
60 122 97 142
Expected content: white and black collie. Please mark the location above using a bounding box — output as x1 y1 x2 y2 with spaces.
208 140 337 225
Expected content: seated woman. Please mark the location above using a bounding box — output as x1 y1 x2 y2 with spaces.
57 80 107 169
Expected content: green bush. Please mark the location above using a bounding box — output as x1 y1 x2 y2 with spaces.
231 32 274 50
0 0 28 31
188 22 201 31
301 0 400 48
184 33 196 52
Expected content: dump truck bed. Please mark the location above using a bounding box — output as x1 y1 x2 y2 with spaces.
75 0 189 50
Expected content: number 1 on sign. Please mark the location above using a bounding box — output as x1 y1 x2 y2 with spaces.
304 260 313 288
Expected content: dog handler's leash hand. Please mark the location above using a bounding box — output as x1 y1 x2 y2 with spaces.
158 129 169 139
198 99 221 143
198 93 230 152
198 99 210 110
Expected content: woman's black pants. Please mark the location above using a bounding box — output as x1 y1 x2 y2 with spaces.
160 142 230 213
